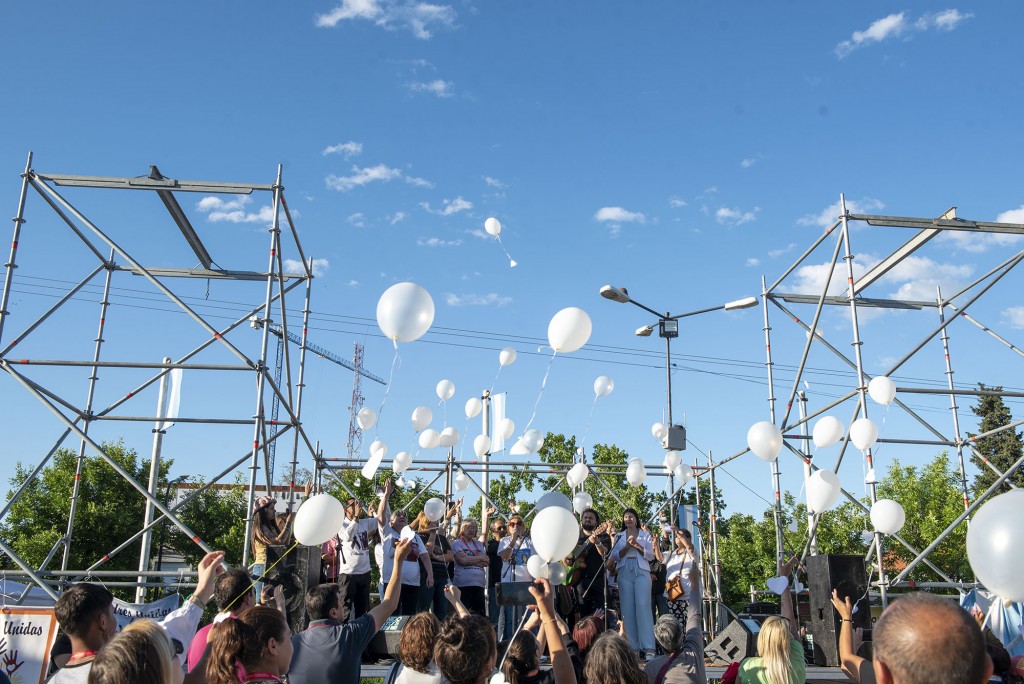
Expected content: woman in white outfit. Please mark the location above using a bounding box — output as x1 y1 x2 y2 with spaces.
609 508 656 658
664 526 696 629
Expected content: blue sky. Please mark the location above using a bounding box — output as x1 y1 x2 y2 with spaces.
2 2 1024 523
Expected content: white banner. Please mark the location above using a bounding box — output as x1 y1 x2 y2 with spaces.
0 608 57 684
490 392 507 452
160 367 183 431
111 594 180 632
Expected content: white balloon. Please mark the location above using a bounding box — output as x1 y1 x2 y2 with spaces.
548 562 568 586
484 217 502 236
527 554 550 580
490 671 507 684
531 506 580 562
293 494 346 546
411 406 433 433
354 478 361 487
522 429 544 453
406 479 418 490
594 376 615 398
572 491 593 514
812 416 844 449
806 470 841 514
849 418 879 451
747 421 783 462
465 397 482 419
536 491 573 512
509 438 530 456
396 476 407 488
439 427 460 448
870 499 905 535
436 379 455 402
392 451 412 473
663 451 681 471
360 439 388 479
424 497 446 522
356 407 376 431
868 376 897 406
651 422 668 441
966 490 1024 602
454 470 471 491
673 464 692 486
499 347 517 367
376 282 435 343
418 428 441 449
626 459 647 487
399 524 415 540
567 462 589 487
473 434 492 458
547 307 592 353
499 418 515 441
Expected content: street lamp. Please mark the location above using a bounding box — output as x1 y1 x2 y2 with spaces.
599 285 758 447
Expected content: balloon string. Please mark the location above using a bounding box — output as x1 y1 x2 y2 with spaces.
376 345 402 438
439 398 448 429
524 350 557 434
458 418 470 462
227 540 299 612
497 235 517 268
579 395 598 453
490 363 503 395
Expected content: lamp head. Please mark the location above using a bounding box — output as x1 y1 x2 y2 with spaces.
724 296 759 311
635 325 654 337
599 285 630 304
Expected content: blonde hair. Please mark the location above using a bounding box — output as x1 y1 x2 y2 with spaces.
755 616 797 684
88 619 177 684
459 518 478 537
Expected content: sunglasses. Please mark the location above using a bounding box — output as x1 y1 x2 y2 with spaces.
508 521 521 527
171 638 184 656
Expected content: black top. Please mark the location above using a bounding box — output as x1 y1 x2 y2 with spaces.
487 538 503 585
420 531 455 580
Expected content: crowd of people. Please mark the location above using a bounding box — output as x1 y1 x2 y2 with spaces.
37 478 1019 684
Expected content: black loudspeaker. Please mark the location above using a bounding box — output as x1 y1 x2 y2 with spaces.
365 614 410 662
265 545 321 634
805 554 871 667
704 618 760 665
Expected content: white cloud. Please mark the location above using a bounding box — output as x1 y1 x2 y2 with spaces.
935 205 1024 253
716 206 759 226
322 141 363 158
195 196 278 224
483 176 506 189
768 243 797 259
668 196 687 208
405 175 434 188
325 164 402 191
444 292 512 307
917 9 974 32
594 207 646 223
390 211 408 225
836 10 973 58
316 0 456 40
421 196 473 216
283 258 330 277
348 212 367 228
348 279 360 287
418 236 464 247
740 158 757 169
466 228 489 240
797 197 885 229
836 12 907 58
407 79 454 97
1002 307 1024 330
746 258 760 267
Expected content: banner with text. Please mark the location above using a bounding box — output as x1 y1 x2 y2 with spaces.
111 594 181 632
0 607 58 684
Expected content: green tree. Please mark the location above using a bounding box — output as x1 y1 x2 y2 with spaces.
968 384 1024 497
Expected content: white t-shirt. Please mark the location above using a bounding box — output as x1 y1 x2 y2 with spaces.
497 535 535 582
664 549 694 595
380 524 427 586
338 517 376 575
451 537 487 588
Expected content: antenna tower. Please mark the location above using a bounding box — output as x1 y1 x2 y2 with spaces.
347 342 366 458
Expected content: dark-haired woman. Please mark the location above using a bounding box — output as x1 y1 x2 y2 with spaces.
608 509 655 659
206 606 292 684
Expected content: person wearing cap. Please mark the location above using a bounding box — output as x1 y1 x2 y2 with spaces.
47 550 224 683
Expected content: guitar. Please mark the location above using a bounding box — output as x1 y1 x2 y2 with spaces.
565 522 609 587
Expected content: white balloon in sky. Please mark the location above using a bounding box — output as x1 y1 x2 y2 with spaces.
484 217 502 236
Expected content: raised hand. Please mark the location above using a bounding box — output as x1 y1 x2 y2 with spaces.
3 650 22 675
830 589 855 621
